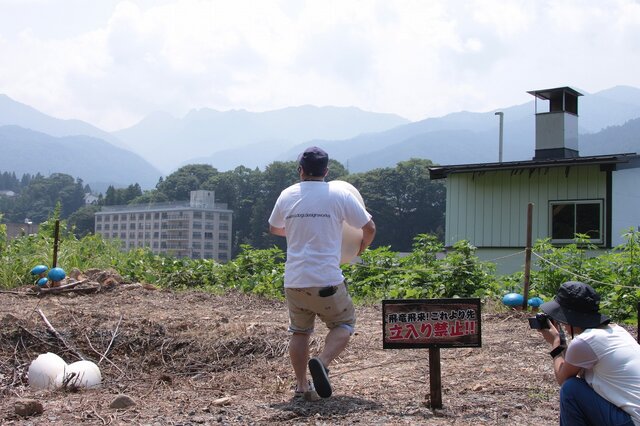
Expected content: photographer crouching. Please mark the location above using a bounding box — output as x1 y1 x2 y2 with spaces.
532 281 640 425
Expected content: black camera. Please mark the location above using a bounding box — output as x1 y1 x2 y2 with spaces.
528 313 550 329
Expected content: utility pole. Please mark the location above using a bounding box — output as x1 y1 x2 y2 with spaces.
495 112 504 162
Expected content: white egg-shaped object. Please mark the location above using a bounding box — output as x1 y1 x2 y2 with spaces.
329 180 366 264
55 360 102 389
28 352 67 390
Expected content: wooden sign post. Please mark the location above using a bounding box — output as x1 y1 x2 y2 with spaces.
382 298 482 409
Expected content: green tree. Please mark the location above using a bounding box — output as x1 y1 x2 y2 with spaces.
7 173 85 222
156 164 219 200
67 204 101 237
203 166 262 254
129 189 170 205
349 158 445 251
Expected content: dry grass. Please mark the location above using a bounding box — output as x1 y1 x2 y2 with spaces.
1 285 563 425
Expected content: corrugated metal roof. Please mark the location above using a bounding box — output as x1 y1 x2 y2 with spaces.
428 153 639 180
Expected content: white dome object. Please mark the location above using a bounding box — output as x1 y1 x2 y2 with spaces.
55 360 102 389
329 180 366 264
28 352 67 390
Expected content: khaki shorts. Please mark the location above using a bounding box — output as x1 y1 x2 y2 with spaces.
285 283 356 334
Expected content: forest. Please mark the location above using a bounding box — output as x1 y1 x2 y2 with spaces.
0 158 446 254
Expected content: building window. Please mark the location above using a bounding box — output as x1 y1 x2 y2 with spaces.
104 216 111 222
219 222 229 231
218 252 228 261
550 200 603 244
129 232 135 239
192 251 200 259
96 224 102 231
153 232 159 238
113 224 118 230
192 231 202 239
204 232 213 240
120 214 127 221
104 224 110 230
112 214 119 221
193 211 202 219
120 232 126 239
220 213 229 221
205 212 214 220
193 221 202 229
96 216 102 222
121 223 127 230
219 242 228 250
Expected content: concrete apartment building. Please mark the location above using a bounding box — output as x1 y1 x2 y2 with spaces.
95 190 233 262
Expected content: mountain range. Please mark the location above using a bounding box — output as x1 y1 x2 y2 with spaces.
1 86 640 193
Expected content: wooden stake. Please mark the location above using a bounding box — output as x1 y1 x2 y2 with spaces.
52 219 60 268
428 347 442 409
522 203 533 310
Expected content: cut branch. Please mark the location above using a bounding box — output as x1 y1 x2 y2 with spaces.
37 309 85 361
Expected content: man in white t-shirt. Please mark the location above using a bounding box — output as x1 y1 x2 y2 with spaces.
269 146 376 401
535 281 640 425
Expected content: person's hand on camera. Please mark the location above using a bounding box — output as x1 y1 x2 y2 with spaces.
538 319 562 347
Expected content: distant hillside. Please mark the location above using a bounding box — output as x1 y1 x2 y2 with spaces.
2 86 639 184
114 106 410 172
285 86 640 172
0 126 161 192
580 117 640 156
0 94 127 149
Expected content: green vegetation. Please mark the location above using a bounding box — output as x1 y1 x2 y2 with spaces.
1 158 446 254
2 219 638 325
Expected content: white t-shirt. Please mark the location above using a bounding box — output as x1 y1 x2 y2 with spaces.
268 181 372 288
565 324 640 424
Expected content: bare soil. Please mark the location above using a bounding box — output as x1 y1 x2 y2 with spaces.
1 284 563 425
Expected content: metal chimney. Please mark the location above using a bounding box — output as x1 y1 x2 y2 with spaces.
527 87 583 160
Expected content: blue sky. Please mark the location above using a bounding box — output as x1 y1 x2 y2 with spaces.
1 0 639 131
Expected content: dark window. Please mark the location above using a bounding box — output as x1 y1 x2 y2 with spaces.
550 201 602 243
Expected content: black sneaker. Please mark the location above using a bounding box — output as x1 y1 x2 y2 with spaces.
308 357 331 398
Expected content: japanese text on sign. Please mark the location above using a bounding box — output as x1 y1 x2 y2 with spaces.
383 299 481 349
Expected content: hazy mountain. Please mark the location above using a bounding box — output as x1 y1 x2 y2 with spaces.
580 117 640 156
114 106 410 172
0 94 127 149
0 126 161 193
1 85 639 188
284 86 640 172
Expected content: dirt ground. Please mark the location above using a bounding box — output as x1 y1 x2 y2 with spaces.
1 282 565 425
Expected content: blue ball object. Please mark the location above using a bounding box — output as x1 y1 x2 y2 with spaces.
48 267 66 282
502 292 524 307
528 296 544 308
37 277 49 287
30 265 48 275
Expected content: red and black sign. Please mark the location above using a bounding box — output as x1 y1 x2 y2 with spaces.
383 298 482 349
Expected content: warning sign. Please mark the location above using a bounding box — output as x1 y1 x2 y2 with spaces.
383 298 482 349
